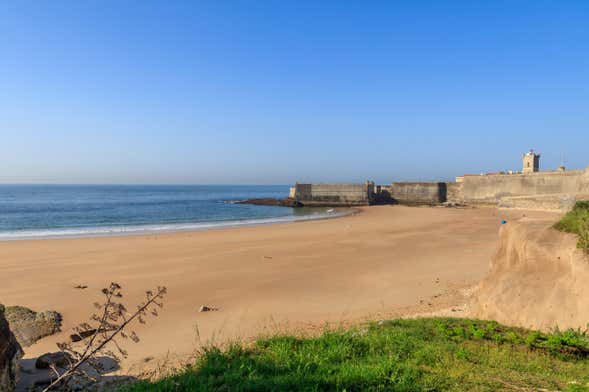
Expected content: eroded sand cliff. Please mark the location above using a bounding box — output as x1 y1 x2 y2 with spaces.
470 216 589 331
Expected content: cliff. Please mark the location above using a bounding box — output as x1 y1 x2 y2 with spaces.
0 305 23 392
470 217 589 331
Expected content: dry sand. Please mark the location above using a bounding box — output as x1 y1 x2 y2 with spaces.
0 205 555 374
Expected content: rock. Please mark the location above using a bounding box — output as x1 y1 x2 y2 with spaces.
198 305 218 312
35 352 74 369
70 329 98 342
18 354 123 391
4 306 62 347
235 198 302 207
70 327 119 343
0 304 23 392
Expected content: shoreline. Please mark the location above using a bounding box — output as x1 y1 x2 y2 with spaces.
1 205 557 380
0 207 358 242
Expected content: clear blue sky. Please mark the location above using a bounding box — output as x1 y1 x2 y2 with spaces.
1 1 588 184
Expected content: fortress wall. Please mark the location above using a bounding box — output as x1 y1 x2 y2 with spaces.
388 182 447 204
445 182 462 204
497 194 579 212
294 183 370 206
291 168 589 209
580 168 589 194
459 169 586 204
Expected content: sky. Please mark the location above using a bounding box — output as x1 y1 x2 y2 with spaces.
1 1 588 185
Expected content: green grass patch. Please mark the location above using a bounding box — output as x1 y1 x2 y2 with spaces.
554 201 589 253
119 318 589 391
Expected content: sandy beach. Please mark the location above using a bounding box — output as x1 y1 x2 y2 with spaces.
0 205 552 374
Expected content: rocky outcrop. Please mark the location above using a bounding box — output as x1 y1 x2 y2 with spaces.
470 217 589 331
0 305 23 391
236 198 302 207
35 351 74 369
4 306 62 347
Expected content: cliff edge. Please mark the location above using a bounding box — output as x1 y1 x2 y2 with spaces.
470 217 589 331
0 305 23 392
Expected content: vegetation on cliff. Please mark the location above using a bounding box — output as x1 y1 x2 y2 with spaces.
119 318 589 391
555 201 589 253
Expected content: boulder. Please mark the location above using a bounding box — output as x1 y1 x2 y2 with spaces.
70 329 98 342
0 304 24 391
35 351 74 369
4 306 62 347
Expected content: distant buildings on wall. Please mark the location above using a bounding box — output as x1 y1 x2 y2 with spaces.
456 149 566 182
289 149 588 209
522 149 540 174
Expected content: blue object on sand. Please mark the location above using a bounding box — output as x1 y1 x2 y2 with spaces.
501 220 507 225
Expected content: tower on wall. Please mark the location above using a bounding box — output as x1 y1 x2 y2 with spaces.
522 149 540 173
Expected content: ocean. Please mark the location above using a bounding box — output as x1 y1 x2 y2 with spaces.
0 185 336 241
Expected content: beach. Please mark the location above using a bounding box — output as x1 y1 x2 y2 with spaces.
0 205 551 374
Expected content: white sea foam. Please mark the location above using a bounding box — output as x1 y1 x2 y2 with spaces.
0 210 351 241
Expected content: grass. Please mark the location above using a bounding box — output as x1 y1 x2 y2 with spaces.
554 200 589 253
118 318 589 391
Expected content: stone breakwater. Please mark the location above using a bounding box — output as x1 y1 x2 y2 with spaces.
236 198 302 207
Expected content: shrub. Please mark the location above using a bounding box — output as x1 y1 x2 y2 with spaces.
554 201 589 254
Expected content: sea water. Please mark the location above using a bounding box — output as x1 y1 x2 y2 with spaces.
0 185 338 240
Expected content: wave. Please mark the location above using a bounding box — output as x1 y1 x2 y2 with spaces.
0 209 348 241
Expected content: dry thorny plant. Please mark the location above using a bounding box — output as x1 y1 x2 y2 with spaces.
42 282 167 391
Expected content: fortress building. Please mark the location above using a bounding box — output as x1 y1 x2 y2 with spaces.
522 149 540 173
290 150 588 211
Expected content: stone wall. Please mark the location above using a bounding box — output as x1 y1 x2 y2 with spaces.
458 169 587 204
294 183 372 206
446 182 463 204
580 167 589 194
383 167 589 209
497 194 580 212
387 182 447 204
291 167 589 209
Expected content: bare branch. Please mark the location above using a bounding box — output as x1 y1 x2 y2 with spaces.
42 283 167 391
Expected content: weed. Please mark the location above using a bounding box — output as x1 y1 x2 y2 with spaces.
117 318 589 392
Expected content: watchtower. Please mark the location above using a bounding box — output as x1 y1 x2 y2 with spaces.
522 149 540 173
